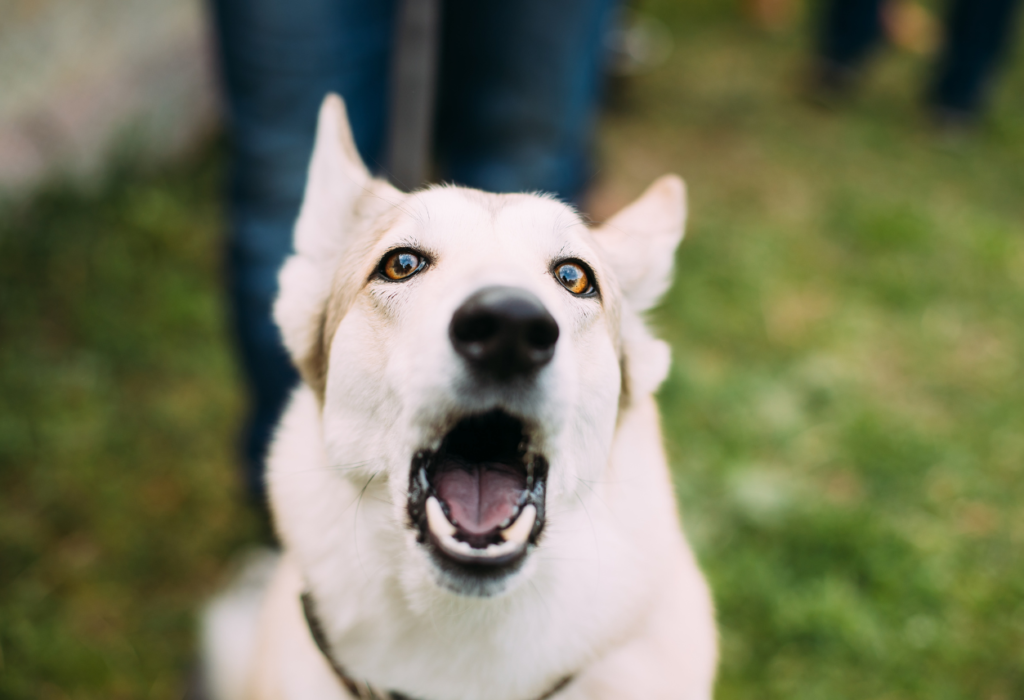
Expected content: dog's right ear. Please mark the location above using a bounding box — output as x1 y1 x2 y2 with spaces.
590 174 687 315
275 94 398 391
590 175 687 397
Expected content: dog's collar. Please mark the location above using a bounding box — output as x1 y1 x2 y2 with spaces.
301 592 575 700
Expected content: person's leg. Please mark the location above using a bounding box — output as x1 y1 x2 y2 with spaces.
210 0 395 508
434 0 618 205
929 0 1022 118
816 0 887 74
806 0 886 102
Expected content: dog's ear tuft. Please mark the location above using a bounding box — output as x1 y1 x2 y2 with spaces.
592 174 687 313
275 94 397 391
292 94 372 259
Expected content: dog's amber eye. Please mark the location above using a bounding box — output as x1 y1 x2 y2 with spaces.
381 250 425 281
555 261 592 295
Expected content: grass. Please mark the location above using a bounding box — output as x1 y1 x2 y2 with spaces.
0 153 261 699
2 6 1023 699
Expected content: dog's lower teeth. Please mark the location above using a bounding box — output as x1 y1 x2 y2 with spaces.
500 504 536 544
426 496 457 538
425 495 535 560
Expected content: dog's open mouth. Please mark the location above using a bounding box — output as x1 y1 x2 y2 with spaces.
408 411 547 570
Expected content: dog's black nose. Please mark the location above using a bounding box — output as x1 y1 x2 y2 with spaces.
450 286 559 380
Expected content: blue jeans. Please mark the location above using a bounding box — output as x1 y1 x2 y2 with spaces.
210 0 616 505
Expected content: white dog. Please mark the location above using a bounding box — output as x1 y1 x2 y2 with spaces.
200 95 716 700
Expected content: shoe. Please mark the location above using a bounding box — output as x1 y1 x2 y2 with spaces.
928 104 979 140
803 59 860 109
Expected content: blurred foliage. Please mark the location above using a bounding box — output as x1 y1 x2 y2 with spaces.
620 5 1024 699
2 5 1024 699
0 150 262 699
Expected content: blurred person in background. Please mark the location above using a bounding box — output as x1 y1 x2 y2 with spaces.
810 0 1022 126
209 0 617 529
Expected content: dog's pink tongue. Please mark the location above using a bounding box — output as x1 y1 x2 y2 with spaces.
435 464 524 535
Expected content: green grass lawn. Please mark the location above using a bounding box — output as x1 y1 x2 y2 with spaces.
2 7 1023 699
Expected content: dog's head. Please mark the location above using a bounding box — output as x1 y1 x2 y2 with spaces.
271 96 686 599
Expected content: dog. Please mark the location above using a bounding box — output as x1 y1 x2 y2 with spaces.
200 94 717 700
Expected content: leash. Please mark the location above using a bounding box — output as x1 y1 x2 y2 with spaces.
301 592 574 700
386 0 441 191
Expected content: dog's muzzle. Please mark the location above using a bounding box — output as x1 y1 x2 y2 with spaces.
406 288 555 591
407 411 547 581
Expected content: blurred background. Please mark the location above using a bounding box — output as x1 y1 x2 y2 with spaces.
1 0 1023 698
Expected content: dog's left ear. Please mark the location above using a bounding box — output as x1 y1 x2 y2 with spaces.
591 174 687 314
275 94 402 392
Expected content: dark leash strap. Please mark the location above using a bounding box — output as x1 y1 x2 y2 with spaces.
301 592 574 700
301 592 397 700
386 0 441 191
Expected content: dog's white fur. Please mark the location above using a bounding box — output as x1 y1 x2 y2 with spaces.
202 95 717 700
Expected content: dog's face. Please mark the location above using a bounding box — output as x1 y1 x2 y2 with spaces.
272 96 686 599
323 187 622 597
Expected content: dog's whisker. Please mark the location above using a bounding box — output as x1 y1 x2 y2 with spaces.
527 580 553 620
283 461 374 476
573 476 613 515
361 178 422 223
533 555 601 564
325 459 374 469
574 491 602 568
352 470 380 577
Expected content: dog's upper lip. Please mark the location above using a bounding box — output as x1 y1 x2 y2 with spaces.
407 410 547 569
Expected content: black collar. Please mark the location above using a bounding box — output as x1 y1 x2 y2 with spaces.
301 592 574 700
